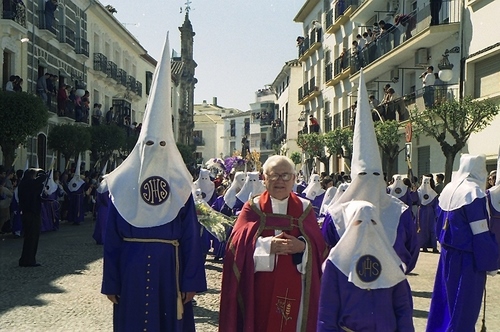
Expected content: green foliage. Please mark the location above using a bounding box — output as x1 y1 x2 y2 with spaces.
374 120 404 179
323 128 353 160
296 133 324 157
290 151 302 165
89 125 126 163
410 96 500 183
176 142 196 166
0 91 49 167
48 124 91 162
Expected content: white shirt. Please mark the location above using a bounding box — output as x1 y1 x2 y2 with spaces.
423 72 435 87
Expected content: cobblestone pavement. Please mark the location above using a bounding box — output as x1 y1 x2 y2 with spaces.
1 218 500 331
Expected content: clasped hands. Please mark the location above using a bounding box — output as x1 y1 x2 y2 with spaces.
270 232 305 255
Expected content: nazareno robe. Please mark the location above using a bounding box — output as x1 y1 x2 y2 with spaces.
486 191 500 269
427 197 498 331
67 184 85 224
219 191 327 332
416 196 438 250
210 195 233 260
101 196 207 332
300 191 325 217
92 191 110 245
41 191 61 232
317 260 414 332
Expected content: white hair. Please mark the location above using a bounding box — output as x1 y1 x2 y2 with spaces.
262 155 295 175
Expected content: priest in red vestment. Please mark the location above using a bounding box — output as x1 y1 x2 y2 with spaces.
219 155 327 332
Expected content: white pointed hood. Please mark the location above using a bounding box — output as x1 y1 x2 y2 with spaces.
418 176 437 206
488 146 500 212
302 174 325 200
68 154 85 192
439 154 487 211
224 171 246 208
97 161 109 194
104 35 194 228
236 172 265 203
319 186 337 216
192 169 215 203
44 170 58 196
326 68 406 244
328 201 406 289
330 182 349 205
388 175 408 199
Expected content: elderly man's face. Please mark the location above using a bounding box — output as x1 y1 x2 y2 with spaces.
264 161 295 200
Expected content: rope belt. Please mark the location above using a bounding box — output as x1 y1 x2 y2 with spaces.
123 237 183 320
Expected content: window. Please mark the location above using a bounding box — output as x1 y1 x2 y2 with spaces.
474 54 500 98
417 146 431 177
230 120 236 137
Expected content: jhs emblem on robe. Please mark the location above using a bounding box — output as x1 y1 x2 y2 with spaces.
140 176 170 205
424 194 429 199
201 192 207 199
72 183 77 188
276 288 295 331
311 191 316 197
356 255 381 282
394 187 402 194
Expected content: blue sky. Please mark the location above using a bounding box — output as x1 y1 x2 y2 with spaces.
107 0 304 111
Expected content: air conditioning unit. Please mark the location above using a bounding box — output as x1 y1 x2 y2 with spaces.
415 48 429 66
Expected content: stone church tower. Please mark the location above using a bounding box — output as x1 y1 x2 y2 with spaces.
177 10 197 145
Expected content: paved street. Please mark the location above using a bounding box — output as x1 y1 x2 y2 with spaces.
1 218 500 331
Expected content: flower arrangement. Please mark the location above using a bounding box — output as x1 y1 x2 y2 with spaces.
195 200 236 241
224 155 246 175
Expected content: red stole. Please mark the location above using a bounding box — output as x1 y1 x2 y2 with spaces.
254 191 304 332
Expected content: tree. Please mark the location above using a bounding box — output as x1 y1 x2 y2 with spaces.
0 91 49 168
297 133 331 173
89 125 126 167
374 120 404 181
48 124 91 168
290 151 302 170
176 142 196 169
410 96 500 183
323 127 353 171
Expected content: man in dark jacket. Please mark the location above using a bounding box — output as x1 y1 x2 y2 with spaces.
18 168 47 267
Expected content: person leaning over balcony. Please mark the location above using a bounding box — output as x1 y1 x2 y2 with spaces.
36 73 50 104
309 114 320 133
5 75 16 92
430 0 443 26
351 40 362 71
57 85 70 116
13 76 23 92
421 66 435 108
44 0 58 29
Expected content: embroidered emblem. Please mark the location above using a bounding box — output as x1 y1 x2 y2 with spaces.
394 187 402 194
201 191 207 199
276 288 295 331
423 194 429 200
72 183 77 188
140 176 170 205
356 255 381 282
311 191 316 197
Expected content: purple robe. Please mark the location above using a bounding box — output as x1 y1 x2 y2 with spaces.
101 196 207 332
416 196 438 250
323 208 419 274
68 184 85 224
427 197 498 331
92 191 110 245
486 191 500 269
317 260 414 331
301 192 325 217
41 191 61 232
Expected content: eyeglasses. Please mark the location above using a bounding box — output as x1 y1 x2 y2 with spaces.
266 173 293 181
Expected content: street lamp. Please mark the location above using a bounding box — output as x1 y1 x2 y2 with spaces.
438 47 460 82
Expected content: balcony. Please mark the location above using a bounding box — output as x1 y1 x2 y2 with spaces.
404 85 458 115
350 0 461 83
135 81 142 97
326 54 352 86
298 77 321 105
36 10 57 36
260 141 272 150
75 38 89 57
298 28 322 61
93 53 107 73
342 107 352 128
326 0 359 34
126 75 136 91
2 0 27 28
117 69 127 87
106 61 118 81
58 25 75 49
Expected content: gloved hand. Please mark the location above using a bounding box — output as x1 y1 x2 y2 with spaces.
487 270 498 276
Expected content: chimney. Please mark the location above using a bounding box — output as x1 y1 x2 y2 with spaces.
202 100 207 107
213 97 217 106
